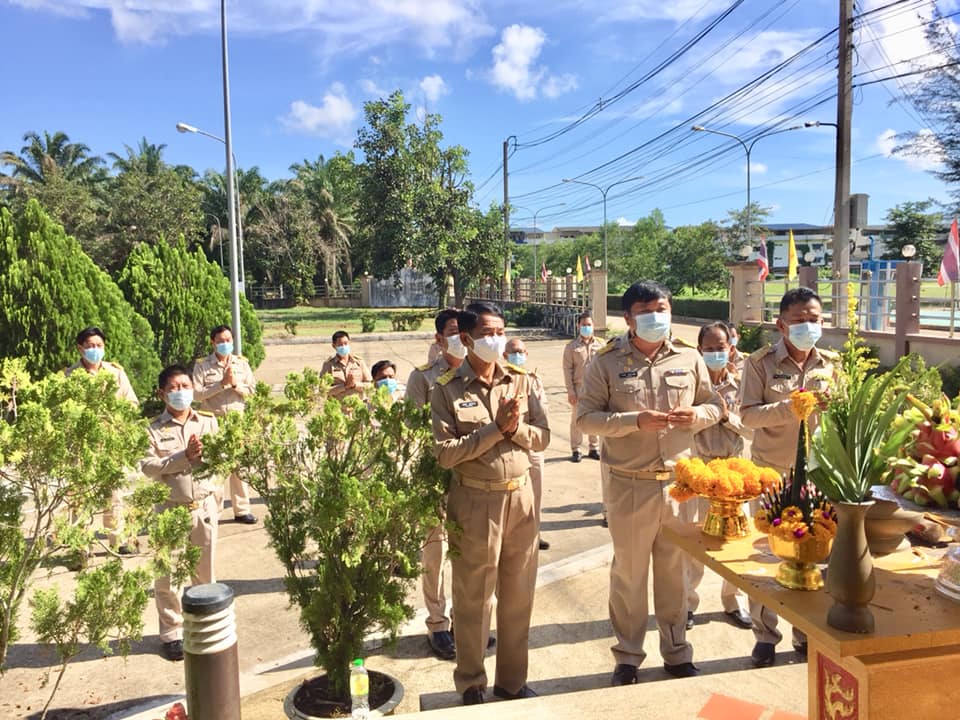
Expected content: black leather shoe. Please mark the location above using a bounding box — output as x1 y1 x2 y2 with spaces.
233 513 257 524
487 634 496 649
161 640 184 662
571 450 582 463
601 516 609 528
685 611 695 630
725 609 752 629
462 687 484 705
751 641 776 668
611 663 638 686
493 684 538 700
664 662 700 678
427 630 456 660
587 448 601 460
793 639 808 658
538 537 550 550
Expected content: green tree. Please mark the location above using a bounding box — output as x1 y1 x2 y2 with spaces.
617 212 670 292
0 130 105 187
0 362 196 719
117 236 264 369
0 200 161 399
660 221 728 295
723 202 772 257
880 200 944 273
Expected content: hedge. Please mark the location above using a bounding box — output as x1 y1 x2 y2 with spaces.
607 295 729 320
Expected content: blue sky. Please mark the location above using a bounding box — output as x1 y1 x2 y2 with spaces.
2 0 956 231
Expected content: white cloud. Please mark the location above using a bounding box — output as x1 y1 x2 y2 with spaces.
281 84 358 143
875 128 944 172
599 0 720 22
10 0 494 53
750 162 768 175
858 0 951 81
360 78 388 97
616 217 636 226
419 74 449 103
488 24 577 101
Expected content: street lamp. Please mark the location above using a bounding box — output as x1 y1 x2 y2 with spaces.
561 175 644 270
176 121 246 294
512 202 566 280
691 124 807 248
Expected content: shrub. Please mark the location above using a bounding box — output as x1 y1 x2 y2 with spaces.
283 319 299 336
0 200 161 399
390 310 431 331
360 311 378 333
506 303 545 327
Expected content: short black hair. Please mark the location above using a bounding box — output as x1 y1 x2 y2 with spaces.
458 302 504 335
158 364 191 391
577 311 593 323
622 281 672 312
371 360 396 380
76 326 105 345
210 324 231 340
435 308 459 335
779 287 822 315
332 330 350 344
697 321 731 346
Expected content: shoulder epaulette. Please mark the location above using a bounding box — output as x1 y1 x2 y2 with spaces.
598 341 618 355
504 361 527 374
672 336 696 348
416 362 433 372
197 410 215 417
436 367 457 386
751 344 774 359
819 348 840 361
148 414 164 425
237 354 246 360
195 356 206 362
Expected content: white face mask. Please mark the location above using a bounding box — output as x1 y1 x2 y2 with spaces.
444 333 467 359
470 334 506 363
633 311 671 343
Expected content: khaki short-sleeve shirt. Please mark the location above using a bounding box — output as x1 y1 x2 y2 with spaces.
562 336 604 394
192 352 255 416
141 409 220 506
405 356 451 408
65 360 138 405
320 354 373 399
575 335 723 473
694 372 752 460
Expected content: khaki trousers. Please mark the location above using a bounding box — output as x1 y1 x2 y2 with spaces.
447 476 538 694
422 521 450 632
155 494 219 642
607 471 692 667
101 488 125 548
570 391 599 452
529 451 544 521
676 497 745 614
600 448 610 519
222 471 251 516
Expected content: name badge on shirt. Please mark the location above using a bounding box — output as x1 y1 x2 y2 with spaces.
773 373 792 380
665 369 688 377
459 400 479 409
618 370 638 379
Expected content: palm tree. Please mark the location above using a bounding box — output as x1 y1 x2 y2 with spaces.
0 131 105 187
108 137 167 176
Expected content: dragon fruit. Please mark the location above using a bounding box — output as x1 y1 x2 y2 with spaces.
887 394 960 509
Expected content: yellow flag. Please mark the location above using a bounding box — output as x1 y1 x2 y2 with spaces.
787 229 798 281
575 255 584 282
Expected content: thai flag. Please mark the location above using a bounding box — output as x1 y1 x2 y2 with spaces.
757 238 769 282
937 218 960 287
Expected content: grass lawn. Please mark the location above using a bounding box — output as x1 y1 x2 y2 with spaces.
257 306 437 339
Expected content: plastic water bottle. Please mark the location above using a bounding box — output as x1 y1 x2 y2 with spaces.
350 657 369 719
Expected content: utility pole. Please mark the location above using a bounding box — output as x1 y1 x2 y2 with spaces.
502 138 512 292
832 0 854 327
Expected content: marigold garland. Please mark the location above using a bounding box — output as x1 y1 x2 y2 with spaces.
790 389 818 422
671 457 781 501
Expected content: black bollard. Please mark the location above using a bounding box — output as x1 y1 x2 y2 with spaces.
182 583 242 720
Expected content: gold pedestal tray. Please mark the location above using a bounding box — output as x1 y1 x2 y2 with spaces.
768 533 832 590
701 495 757 539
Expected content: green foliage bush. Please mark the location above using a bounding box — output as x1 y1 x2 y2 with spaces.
506 303 546 327
736 324 767 354
669 298 730 320
359 311 378 333
0 200 161 399
118 236 265 370
390 310 432 331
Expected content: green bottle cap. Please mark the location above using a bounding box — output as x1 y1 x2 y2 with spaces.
353 658 364 667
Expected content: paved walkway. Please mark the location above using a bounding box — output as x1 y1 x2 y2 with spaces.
2 321 808 719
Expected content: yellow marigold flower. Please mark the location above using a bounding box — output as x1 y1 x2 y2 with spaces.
790 389 818 421
669 483 697 502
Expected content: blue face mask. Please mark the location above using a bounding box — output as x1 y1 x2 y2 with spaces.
82 347 105 365
702 350 729 370
633 312 671 343
787 322 822 352
580 325 594 338
166 389 194 411
335 345 350 357
215 341 234 357
507 352 526 366
376 378 398 393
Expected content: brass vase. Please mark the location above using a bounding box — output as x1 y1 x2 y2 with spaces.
701 495 754 539
768 533 833 590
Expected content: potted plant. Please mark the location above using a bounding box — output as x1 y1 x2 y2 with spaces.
201 369 446 717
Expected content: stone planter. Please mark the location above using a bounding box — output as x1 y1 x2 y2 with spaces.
284 670 404 719
826 501 876 634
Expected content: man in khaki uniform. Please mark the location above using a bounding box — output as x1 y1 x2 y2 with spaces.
504 337 550 551
563 311 604 462
405 308 465 661
65 326 139 552
320 330 372 399
141 364 221 662
433 302 550 706
741 287 834 667
577 281 722 685
192 324 257 524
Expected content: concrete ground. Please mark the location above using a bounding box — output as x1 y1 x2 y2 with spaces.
1 320 809 720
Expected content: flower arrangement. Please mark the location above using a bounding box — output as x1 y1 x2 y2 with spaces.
755 486 837 543
671 457 781 502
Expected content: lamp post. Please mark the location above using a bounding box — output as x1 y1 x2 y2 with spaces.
561 176 643 271
176 121 246 296
512 202 566 280
691 124 807 248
